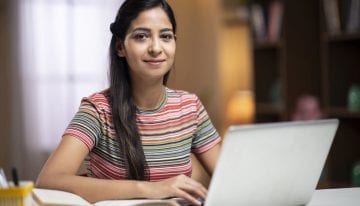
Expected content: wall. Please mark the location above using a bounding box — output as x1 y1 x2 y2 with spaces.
219 23 252 133
167 0 222 130
168 0 252 135
167 0 222 187
0 0 12 176
168 0 252 186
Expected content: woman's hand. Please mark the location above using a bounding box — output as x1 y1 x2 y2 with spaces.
141 174 207 206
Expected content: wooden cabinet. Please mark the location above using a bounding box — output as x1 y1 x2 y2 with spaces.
250 0 360 187
250 0 321 122
319 0 360 187
252 41 285 122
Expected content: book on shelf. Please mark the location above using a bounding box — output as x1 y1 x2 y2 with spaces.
345 0 360 33
267 0 283 42
250 3 267 42
250 1 283 43
32 188 181 206
322 0 341 34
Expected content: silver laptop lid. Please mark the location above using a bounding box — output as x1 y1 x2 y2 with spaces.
206 119 339 206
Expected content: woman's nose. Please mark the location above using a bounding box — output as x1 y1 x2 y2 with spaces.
148 37 162 56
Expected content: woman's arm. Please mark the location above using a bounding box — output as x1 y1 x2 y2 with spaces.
36 135 206 205
195 142 221 176
36 135 145 202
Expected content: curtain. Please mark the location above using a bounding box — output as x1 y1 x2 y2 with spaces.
12 0 122 180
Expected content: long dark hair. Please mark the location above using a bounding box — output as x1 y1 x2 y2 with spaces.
109 0 177 180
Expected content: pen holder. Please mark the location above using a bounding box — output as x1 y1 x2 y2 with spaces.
0 181 33 206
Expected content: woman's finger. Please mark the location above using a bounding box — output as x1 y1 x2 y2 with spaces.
175 188 203 206
180 180 207 199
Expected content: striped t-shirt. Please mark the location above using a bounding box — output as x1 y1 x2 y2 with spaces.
64 87 221 181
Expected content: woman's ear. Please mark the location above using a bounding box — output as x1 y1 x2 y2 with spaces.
116 41 125 57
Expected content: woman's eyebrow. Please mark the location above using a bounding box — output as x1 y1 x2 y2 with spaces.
131 27 173 33
131 27 151 33
160 28 174 33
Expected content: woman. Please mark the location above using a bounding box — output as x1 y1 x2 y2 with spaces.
36 0 221 205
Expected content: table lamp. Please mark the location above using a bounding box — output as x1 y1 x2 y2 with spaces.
226 90 255 125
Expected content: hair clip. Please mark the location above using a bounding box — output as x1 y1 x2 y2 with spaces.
110 22 116 34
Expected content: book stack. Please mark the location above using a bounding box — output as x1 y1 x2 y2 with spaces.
32 188 182 206
250 0 283 43
323 0 360 34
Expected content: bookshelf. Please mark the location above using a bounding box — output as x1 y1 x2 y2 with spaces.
249 0 360 187
250 0 284 123
249 0 321 123
224 0 360 188
252 40 285 122
320 0 360 187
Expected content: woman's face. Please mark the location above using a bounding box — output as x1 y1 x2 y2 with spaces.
118 6 176 84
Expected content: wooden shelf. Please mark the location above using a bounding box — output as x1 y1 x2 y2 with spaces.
222 9 248 26
253 40 283 50
252 0 321 122
256 103 283 115
320 0 360 184
248 0 360 188
323 32 360 43
317 181 352 189
325 107 360 119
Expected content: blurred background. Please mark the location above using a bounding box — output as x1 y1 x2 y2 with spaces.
0 0 359 189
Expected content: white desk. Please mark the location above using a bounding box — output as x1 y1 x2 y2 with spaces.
31 187 360 206
307 188 360 206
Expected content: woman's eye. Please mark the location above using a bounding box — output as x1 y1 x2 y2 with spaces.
133 33 148 41
160 33 175 41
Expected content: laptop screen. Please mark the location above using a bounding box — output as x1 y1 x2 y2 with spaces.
205 119 339 206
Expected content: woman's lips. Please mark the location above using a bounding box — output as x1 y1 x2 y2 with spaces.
144 59 165 65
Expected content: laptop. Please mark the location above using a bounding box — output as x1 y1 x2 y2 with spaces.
205 119 339 206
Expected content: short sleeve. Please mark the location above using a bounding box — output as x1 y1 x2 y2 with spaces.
63 99 102 151
191 96 221 154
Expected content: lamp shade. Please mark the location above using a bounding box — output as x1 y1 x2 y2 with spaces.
226 90 255 125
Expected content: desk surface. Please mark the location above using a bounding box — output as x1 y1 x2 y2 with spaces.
307 187 360 206
31 187 360 206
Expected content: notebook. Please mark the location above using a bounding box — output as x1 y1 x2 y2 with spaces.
205 119 339 206
32 188 181 206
